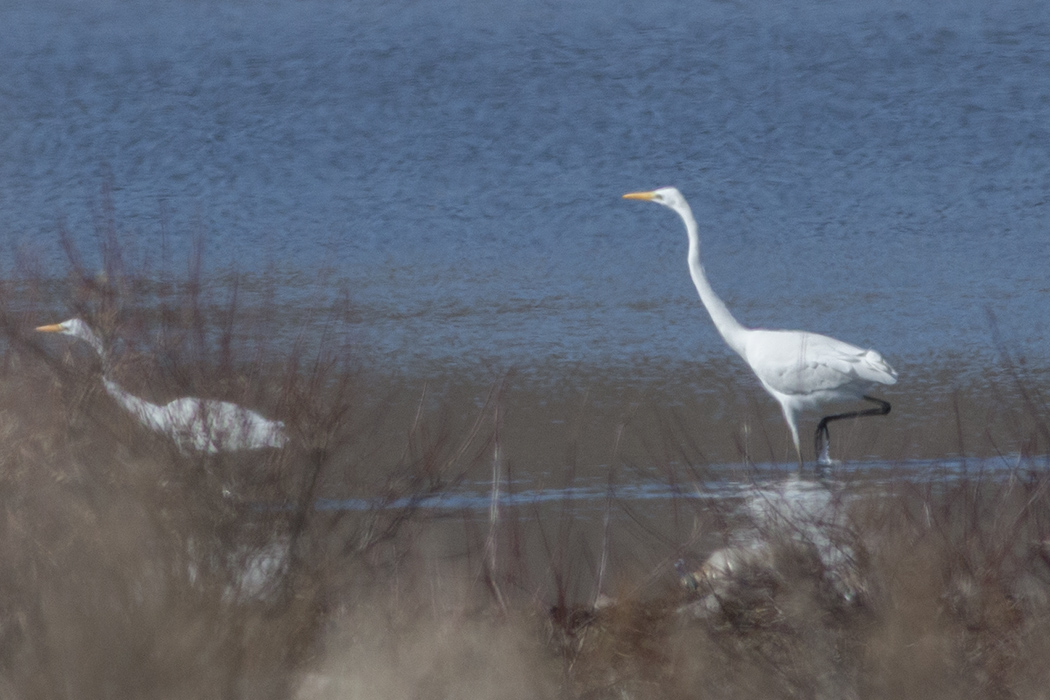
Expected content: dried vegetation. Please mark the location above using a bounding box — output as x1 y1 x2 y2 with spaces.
0 225 1048 699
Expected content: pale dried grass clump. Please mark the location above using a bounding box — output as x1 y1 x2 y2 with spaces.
551 464 1050 700
295 578 559 700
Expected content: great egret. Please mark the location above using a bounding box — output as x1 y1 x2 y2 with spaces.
623 187 896 467
36 319 289 454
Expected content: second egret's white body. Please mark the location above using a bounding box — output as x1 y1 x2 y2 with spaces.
623 187 896 466
37 319 289 454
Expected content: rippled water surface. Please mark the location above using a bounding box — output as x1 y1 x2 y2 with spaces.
2 0 1049 381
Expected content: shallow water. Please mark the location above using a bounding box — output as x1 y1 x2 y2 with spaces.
315 453 1041 515
1 0 1049 384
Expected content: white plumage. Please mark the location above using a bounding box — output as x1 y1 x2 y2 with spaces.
623 187 896 467
37 318 289 454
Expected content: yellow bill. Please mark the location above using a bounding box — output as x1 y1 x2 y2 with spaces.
622 190 657 201
35 323 64 333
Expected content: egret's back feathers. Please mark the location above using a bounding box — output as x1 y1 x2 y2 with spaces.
743 330 897 399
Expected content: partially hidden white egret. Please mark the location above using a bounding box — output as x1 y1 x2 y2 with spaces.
623 187 897 468
36 318 289 454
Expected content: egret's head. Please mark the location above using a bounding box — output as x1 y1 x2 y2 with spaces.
36 318 90 339
623 186 686 210
36 318 106 358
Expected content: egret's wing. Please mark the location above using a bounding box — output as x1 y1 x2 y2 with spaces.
159 397 216 452
162 397 288 452
201 399 288 450
745 330 897 397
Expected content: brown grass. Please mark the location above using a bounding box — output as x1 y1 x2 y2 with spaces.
0 215 1048 699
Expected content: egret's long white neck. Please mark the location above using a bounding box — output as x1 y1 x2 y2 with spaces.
80 328 107 365
76 326 116 377
103 377 168 433
80 330 165 427
675 200 750 359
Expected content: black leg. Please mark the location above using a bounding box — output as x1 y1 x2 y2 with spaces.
814 396 891 464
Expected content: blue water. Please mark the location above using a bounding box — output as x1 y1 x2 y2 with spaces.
2 0 1049 381
314 453 1043 514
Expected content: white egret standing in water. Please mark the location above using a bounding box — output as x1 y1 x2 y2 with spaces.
623 187 896 467
36 319 289 454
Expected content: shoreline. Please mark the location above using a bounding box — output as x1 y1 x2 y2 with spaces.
349 357 1048 476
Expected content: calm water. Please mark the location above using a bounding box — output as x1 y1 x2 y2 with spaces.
318 455 1037 514
2 0 1049 383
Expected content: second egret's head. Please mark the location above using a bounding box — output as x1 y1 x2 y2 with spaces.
36 318 106 357
36 318 91 339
